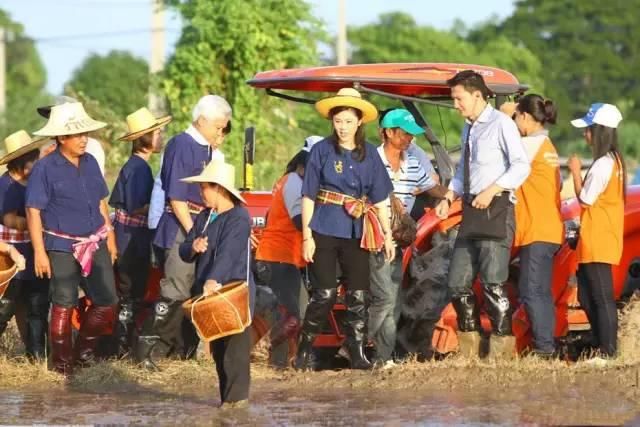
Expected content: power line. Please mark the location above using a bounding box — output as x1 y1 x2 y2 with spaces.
12 28 180 44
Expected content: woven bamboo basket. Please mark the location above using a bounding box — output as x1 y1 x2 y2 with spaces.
182 280 251 342
0 252 17 298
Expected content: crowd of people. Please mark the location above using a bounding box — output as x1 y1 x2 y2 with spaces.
0 70 627 406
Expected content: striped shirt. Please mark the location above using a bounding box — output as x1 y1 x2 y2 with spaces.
377 145 435 214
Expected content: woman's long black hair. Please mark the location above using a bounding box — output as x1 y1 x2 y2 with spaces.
284 150 308 176
328 106 366 162
590 124 627 200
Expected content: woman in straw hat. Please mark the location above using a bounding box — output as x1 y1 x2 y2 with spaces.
109 107 170 356
178 159 254 408
296 88 394 371
25 101 118 375
0 130 48 360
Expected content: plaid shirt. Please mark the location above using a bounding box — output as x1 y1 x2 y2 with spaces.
114 209 148 228
0 224 30 243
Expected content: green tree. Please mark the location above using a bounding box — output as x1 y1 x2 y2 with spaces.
65 50 149 118
469 0 640 144
0 9 49 139
348 12 544 151
162 0 326 189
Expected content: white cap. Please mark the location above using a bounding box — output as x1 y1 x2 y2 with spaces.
571 103 623 129
302 135 323 152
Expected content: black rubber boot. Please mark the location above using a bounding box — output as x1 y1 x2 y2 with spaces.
344 290 372 370
483 283 513 336
0 298 16 336
116 300 135 358
294 288 336 371
452 294 482 358
134 298 182 371
24 291 49 361
412 318 438 362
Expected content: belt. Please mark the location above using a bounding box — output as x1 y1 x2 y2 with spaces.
316 189 385 252
114 209 148 228
0 224 30 243
165 200 205 215
44 224 111 277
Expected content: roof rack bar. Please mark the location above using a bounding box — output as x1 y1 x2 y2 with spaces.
355 83 454 108
265 88 317 104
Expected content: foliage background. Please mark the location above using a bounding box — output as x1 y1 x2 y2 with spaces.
0 0 639 189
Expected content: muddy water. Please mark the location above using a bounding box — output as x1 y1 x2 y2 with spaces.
1 383 637 425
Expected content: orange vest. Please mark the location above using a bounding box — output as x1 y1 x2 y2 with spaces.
514 136 564 247
256 174 305 268
578 155 624 265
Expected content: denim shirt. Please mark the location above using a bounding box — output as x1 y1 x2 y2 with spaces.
302 138 393 239
449 104 531 196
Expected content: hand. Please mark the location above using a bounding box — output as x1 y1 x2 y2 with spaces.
250 230 259 250
107 232 118 265
8 246 25 271
472 189 496 209
383 235 395 262
567 155 582 175
302 237 315 263
435 199 450 219
193 236 208 254
34 250 51 279
203 279 221 296
431 172 440 185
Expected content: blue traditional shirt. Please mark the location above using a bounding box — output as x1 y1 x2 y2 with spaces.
109 155 154 258
179 205 255 313
25 148 108 253
302 138 393 239
0 173 35 280
153 128 223 249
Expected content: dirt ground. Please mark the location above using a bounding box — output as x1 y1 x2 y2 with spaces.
1 297 640 424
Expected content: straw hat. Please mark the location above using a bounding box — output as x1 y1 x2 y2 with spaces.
315 88 378 123
0 130 48 165
33 102 106 137
119 107 172 141
181 159 246 204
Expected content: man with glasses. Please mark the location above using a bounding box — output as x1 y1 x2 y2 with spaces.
135 95 233 370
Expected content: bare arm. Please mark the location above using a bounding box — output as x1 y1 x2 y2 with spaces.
26 207 50 279
374 198 395 262
2 212 27 231
100 199 117 263
170 199 194 233
301 197 315 263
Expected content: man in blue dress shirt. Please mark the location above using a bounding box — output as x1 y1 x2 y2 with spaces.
435 70 530 359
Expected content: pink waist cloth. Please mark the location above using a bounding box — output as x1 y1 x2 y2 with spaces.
44 224 110 277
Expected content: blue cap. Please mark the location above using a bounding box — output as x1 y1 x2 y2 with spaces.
380 109 425 135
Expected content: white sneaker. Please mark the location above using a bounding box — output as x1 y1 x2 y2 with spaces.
581 356 610 368
381 360 397 370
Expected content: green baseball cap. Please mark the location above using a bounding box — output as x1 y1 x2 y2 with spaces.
380 109 425 135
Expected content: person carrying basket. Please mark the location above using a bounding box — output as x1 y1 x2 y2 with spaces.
178 158 254 408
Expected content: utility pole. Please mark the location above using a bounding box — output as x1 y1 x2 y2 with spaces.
0 28 6 115
149 0 165 113
337 0 347 65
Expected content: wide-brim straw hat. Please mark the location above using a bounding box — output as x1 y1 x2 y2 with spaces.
0 130 49 165
181 159 246 204
33 102 106 137
315 87 378 123
119 107 172 141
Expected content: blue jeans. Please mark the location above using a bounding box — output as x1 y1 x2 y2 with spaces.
518 242 560 353
368 249 403 362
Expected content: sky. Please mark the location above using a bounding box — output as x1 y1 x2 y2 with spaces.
1 0 514 94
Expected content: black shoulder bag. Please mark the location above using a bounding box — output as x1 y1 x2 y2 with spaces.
457 126 512 241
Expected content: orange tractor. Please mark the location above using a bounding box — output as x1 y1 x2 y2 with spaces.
246 62 640 359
